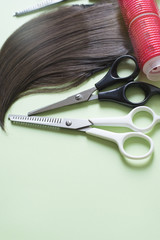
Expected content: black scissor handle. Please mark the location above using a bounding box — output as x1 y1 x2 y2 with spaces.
95 55 140 91
98 81 160 107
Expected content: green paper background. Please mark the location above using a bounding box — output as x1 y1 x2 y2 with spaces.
1 0 160 239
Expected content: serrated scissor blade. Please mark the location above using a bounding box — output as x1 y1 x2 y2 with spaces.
8 115 92 130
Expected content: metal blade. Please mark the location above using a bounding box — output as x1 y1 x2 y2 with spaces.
8 114 92 130
28 86 96 116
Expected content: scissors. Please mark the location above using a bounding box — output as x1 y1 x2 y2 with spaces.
8 107 154 160
28 55 160 116
28 55 140 115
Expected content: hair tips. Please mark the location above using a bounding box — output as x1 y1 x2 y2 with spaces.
0 2 132 129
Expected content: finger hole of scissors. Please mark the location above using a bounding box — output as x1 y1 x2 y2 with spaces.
111 55 139 79
120 134 153 160
130 107 154 132
124 83 147 104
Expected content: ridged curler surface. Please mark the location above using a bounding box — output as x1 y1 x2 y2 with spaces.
118 0 160 80
118 0 160 26
129 15 160 67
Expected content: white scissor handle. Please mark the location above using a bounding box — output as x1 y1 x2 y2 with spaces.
90 106 160 133
86 128 154 160
128 106 160 132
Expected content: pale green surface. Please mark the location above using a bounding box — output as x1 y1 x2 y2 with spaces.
1 0 160 239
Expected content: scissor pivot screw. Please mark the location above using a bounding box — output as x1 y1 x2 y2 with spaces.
75 94 82 101
66 120 72 126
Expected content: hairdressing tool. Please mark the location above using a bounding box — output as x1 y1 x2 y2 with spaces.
8 109 154 160
28 55 160 116
28 55 139 115
118 0 160 81
14 0 67 16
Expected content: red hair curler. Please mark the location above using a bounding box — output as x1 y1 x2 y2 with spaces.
118 0 160 81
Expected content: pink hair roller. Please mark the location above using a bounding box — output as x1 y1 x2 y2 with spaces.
118 0 160 81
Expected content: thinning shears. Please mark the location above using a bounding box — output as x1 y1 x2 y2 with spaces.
9 105 155 160
28 55 160 116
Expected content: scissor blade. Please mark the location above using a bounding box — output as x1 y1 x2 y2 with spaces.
8 115 92 129
28 86 96 116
